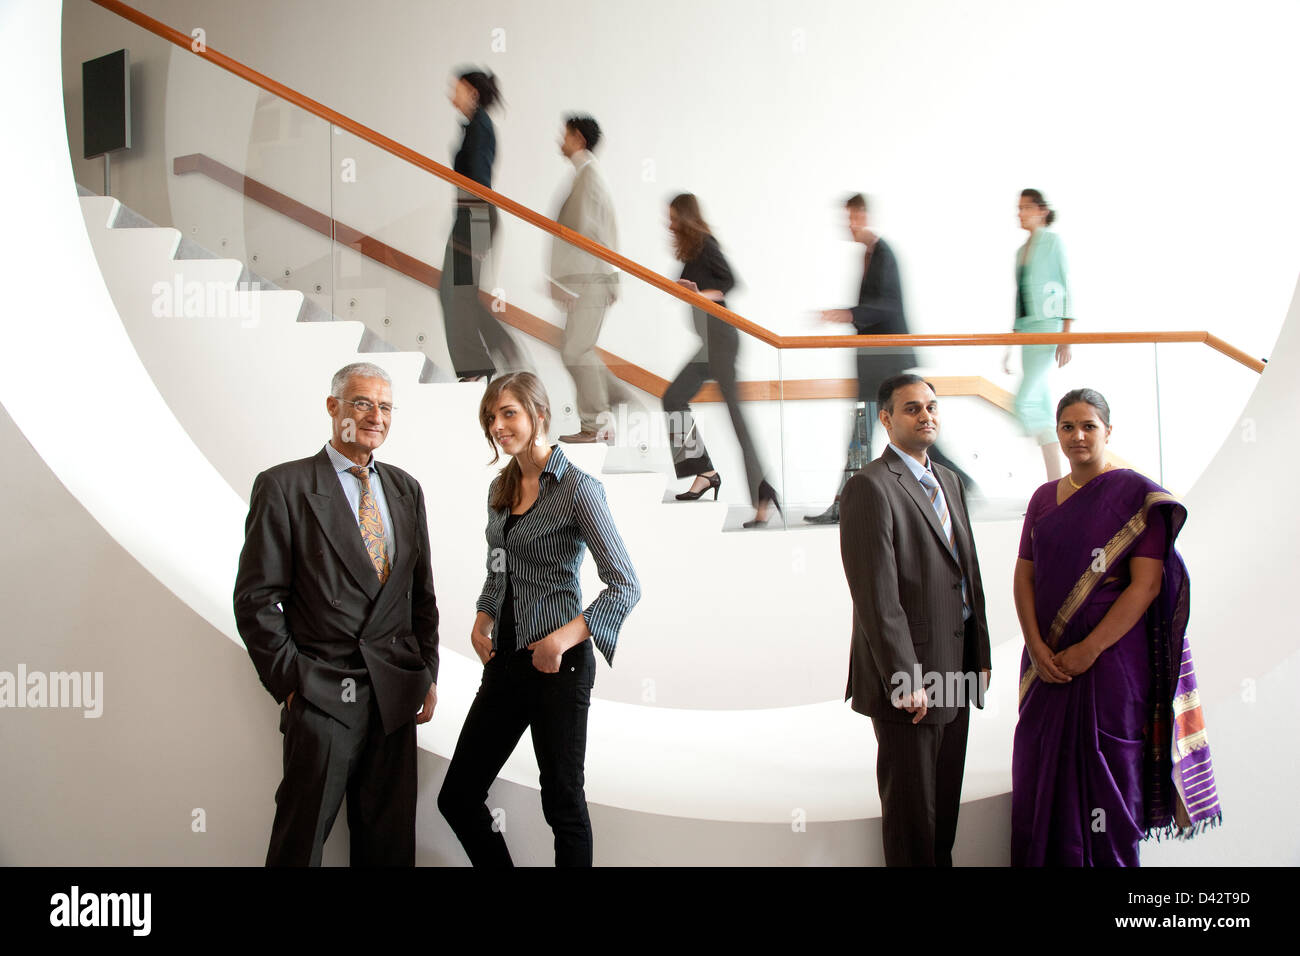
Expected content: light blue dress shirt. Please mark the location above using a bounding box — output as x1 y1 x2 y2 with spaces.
324 441 396 561
888 443 970 621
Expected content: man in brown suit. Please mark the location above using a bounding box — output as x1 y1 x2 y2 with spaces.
839 374 992 866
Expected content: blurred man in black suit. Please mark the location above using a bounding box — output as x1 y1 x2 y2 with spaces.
808 194 973 524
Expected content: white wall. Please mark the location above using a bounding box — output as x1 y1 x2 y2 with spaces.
60 0 1300 495
8 0 1297 865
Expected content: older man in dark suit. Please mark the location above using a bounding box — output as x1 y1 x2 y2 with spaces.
234 361 439 866
839 374 992 866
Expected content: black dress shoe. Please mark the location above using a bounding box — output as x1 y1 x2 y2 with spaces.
803 500 841 524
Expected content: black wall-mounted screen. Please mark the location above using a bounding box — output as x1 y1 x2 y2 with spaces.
83 49 131 159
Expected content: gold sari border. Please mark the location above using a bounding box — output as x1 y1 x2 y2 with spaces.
1020 490 1180 704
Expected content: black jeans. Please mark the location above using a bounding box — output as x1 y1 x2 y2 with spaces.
438 641 596 866
662 310 765 504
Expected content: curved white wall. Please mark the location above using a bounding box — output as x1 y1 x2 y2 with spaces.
2 0 1296 865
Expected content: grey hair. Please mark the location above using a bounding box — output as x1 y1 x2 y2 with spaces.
330 362 392 397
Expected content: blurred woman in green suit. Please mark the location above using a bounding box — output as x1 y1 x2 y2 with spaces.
1004 188 1073 480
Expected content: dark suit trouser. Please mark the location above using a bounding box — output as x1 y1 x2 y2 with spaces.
438 641 596 867
266 689 416 867
439 204 525 379
871 701 970 867
662 311 765 503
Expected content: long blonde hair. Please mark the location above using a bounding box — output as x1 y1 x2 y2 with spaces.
479 372 551 510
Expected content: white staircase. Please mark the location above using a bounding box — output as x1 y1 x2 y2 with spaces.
77 193 1027 826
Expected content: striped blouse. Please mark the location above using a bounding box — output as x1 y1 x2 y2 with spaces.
475 444 640 665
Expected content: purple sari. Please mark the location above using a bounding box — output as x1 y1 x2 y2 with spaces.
1011 469 1221 866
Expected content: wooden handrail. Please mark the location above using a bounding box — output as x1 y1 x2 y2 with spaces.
172 153 1014 407
93 0 1267 375
88 0 771 342
173 153 440 286
779 331 1267 371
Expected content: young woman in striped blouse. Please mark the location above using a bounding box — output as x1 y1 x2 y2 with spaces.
437 372 640 866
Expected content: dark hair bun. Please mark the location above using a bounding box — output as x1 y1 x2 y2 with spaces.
457 68 502 111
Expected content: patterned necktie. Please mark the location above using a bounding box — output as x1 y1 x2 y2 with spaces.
920 466 969 614
918 467 955 553
347 466 390 584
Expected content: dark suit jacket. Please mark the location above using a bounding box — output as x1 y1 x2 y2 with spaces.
679 234 738 363
234 448 440 735
450 109 497 284
453 109 494 188
850 237 918 401
840 445 991 725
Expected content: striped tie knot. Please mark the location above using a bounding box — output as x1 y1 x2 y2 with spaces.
919 468 956 552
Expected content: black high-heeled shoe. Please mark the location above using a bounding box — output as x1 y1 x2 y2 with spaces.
676 472 722 501
743 479 782 528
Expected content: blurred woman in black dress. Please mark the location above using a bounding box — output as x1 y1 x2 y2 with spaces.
438 68 526 382
662 193 779 528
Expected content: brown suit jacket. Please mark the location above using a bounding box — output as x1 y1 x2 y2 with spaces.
840 445 991 725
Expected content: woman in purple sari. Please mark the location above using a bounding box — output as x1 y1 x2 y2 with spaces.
1011 388 1221 866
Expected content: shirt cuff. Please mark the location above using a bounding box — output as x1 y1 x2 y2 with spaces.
582 600 633 666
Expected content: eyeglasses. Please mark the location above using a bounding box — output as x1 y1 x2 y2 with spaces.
338 398 396 416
